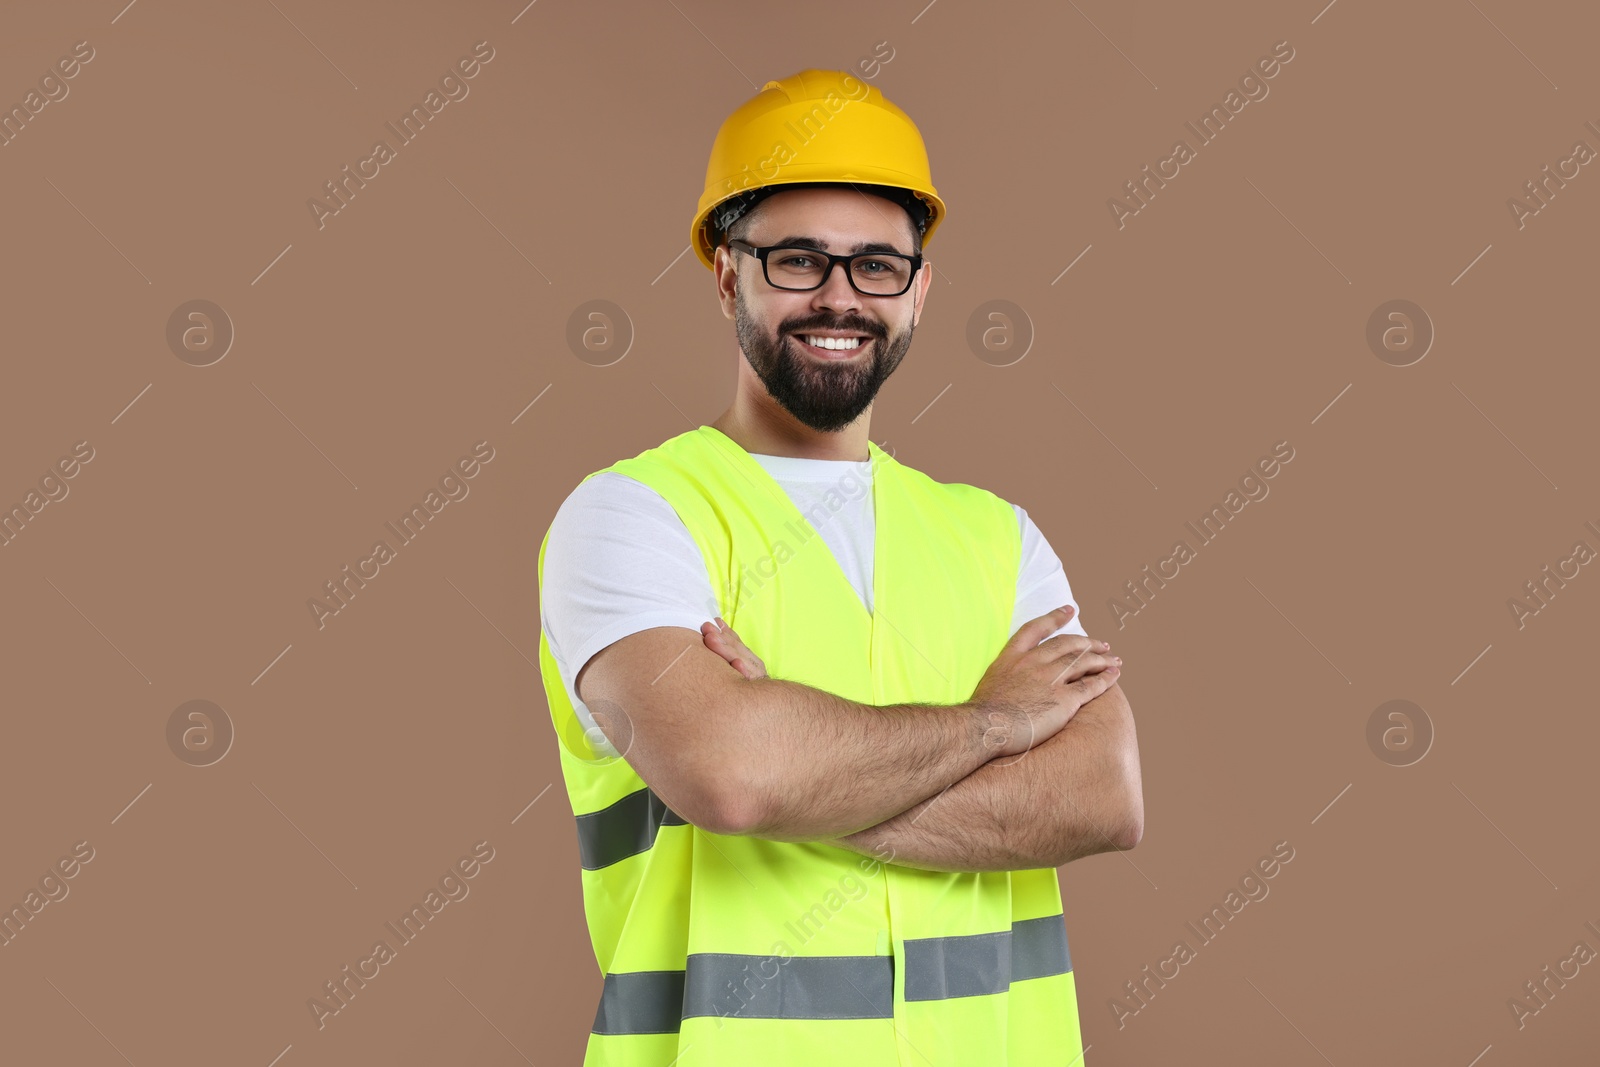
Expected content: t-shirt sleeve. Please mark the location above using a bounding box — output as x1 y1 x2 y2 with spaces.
539 472 721 705
1012 503 1090 642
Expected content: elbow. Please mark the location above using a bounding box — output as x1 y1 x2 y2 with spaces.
701 685 775 836
692 685 797 837
1113 773 1145 851
667 782 754 837
697 785 764 837
1115 805 1144 851
656 690 769 836
659 763 753 836
1112 711 1145 850
681 759 769 837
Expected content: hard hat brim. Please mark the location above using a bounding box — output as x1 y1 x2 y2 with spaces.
692 174 945 272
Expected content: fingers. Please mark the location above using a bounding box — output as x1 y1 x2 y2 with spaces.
1011 607 1126 675
1040 633 1121 684
700 620 739 661
699 620 735 659
1048 650 1119 687
700 617 766 680
1075 662 1121 697
1005 605 1078 655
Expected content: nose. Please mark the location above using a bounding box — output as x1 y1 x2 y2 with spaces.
811 258 862 314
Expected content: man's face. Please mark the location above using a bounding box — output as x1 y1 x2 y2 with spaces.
718 187 931 433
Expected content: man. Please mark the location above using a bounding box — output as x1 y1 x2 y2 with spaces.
536 69 1144 1065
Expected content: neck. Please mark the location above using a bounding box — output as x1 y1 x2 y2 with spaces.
711 386 872 462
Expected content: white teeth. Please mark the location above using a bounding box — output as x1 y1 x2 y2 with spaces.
800 334 863 350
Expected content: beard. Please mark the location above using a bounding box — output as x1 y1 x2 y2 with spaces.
733 288 913 433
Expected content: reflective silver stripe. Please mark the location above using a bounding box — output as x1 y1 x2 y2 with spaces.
1010 914 1073 982
903 914 1072 1001
594 952 894 1035
575 787 687 871
685 952 894 1021
592 916 1072 1034
593 970 686 1035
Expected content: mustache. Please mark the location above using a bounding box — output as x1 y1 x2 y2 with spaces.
782 315 886 340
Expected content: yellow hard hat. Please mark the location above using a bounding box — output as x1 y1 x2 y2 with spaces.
690 69 946 271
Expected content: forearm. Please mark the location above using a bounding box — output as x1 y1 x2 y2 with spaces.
834 683 1143 872
717 676 1002 841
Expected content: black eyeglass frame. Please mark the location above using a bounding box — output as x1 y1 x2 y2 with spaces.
727 238 925 297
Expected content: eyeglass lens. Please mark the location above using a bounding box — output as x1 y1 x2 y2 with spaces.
766 248 913 295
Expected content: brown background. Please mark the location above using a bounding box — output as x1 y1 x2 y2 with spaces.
2 0 1596 1063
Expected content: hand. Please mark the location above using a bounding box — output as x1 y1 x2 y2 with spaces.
969 606 1122 759
700 617 768 680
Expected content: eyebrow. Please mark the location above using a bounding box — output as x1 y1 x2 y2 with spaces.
767 235 913 256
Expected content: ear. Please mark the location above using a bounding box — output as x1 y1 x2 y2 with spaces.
910 258 933 328
714 244 739 320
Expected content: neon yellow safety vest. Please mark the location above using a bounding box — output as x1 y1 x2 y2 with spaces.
536 425 1083 1065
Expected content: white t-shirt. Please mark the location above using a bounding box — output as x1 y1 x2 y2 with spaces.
540 453 1089 751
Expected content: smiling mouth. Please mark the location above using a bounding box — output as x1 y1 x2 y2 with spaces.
791 333 874 359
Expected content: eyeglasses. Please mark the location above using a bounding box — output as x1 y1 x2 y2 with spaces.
728 238 923 297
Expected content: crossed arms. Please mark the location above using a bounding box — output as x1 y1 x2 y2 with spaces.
573 616 1144 874
834 681 1142 872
